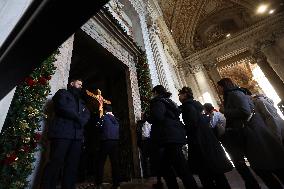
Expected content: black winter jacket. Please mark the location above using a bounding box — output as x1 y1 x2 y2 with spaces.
148 95 186 145
48 89 90 140
180 98 232 174
99 113 120 141
180 99 204 135
223 87 253 129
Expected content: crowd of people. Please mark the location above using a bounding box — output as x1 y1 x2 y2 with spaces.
138 78 284 189
41 77 284 189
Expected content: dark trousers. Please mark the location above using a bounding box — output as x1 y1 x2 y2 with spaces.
150 143 177 187
254 169 284 189
150 143 163 177
191 148 231 189
160 144 198 189
42 139 82 189
222 130 261 189
139 139 151 178
96 140 120 187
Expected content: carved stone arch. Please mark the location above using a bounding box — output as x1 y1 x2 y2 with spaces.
157 0 260 56
195 5 251 48
184 0 207 49
229 0 258 10
112 0 145 49
125 0 161 85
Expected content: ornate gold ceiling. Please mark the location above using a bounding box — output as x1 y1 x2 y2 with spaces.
157 0 280 57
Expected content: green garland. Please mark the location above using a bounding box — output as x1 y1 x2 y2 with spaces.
137 53 152 114
0 8 152 187
0 53 57 189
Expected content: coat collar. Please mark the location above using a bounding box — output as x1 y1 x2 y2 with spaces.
181 98 194 105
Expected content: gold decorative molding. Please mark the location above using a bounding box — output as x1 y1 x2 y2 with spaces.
156 0 261 54
180 13 284 69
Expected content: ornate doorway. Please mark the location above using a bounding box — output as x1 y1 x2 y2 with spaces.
69 28 139 184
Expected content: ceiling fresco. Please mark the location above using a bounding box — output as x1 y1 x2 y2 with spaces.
157 0 281 56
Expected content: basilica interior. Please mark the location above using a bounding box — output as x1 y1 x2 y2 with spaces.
1 0 284 188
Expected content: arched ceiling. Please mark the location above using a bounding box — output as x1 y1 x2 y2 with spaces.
157 0 282 57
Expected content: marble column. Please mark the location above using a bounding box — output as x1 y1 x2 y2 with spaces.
148 23 169 87
183 68 202 101
252 49 284 101
175 66 187 88
204 61 221 84
148 22 179 102
260 40 284 83
203 61 222 104
138 8 160 86
188 64 218 107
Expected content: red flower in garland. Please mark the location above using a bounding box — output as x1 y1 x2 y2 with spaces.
25 77 36 87
141 96 150 102
46 75 52 80
38 77 47 85
34 132 42 142
2 152 18 165
20 145 30 153
30 132 42 148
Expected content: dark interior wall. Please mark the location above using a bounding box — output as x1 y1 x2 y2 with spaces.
70 30 129 111
70 30 134 180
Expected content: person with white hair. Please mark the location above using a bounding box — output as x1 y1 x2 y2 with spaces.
203 103 226 139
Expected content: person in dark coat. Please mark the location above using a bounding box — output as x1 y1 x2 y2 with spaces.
217 78 284 189
42 78 90 189
148 85 198 189
95 105 120 189
178 87 232 189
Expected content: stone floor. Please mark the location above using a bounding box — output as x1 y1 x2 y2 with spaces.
75 169 271 189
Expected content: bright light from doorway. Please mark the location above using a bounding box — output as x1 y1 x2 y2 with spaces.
252 66 284 118
202 92 214 105
256 4 269 14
